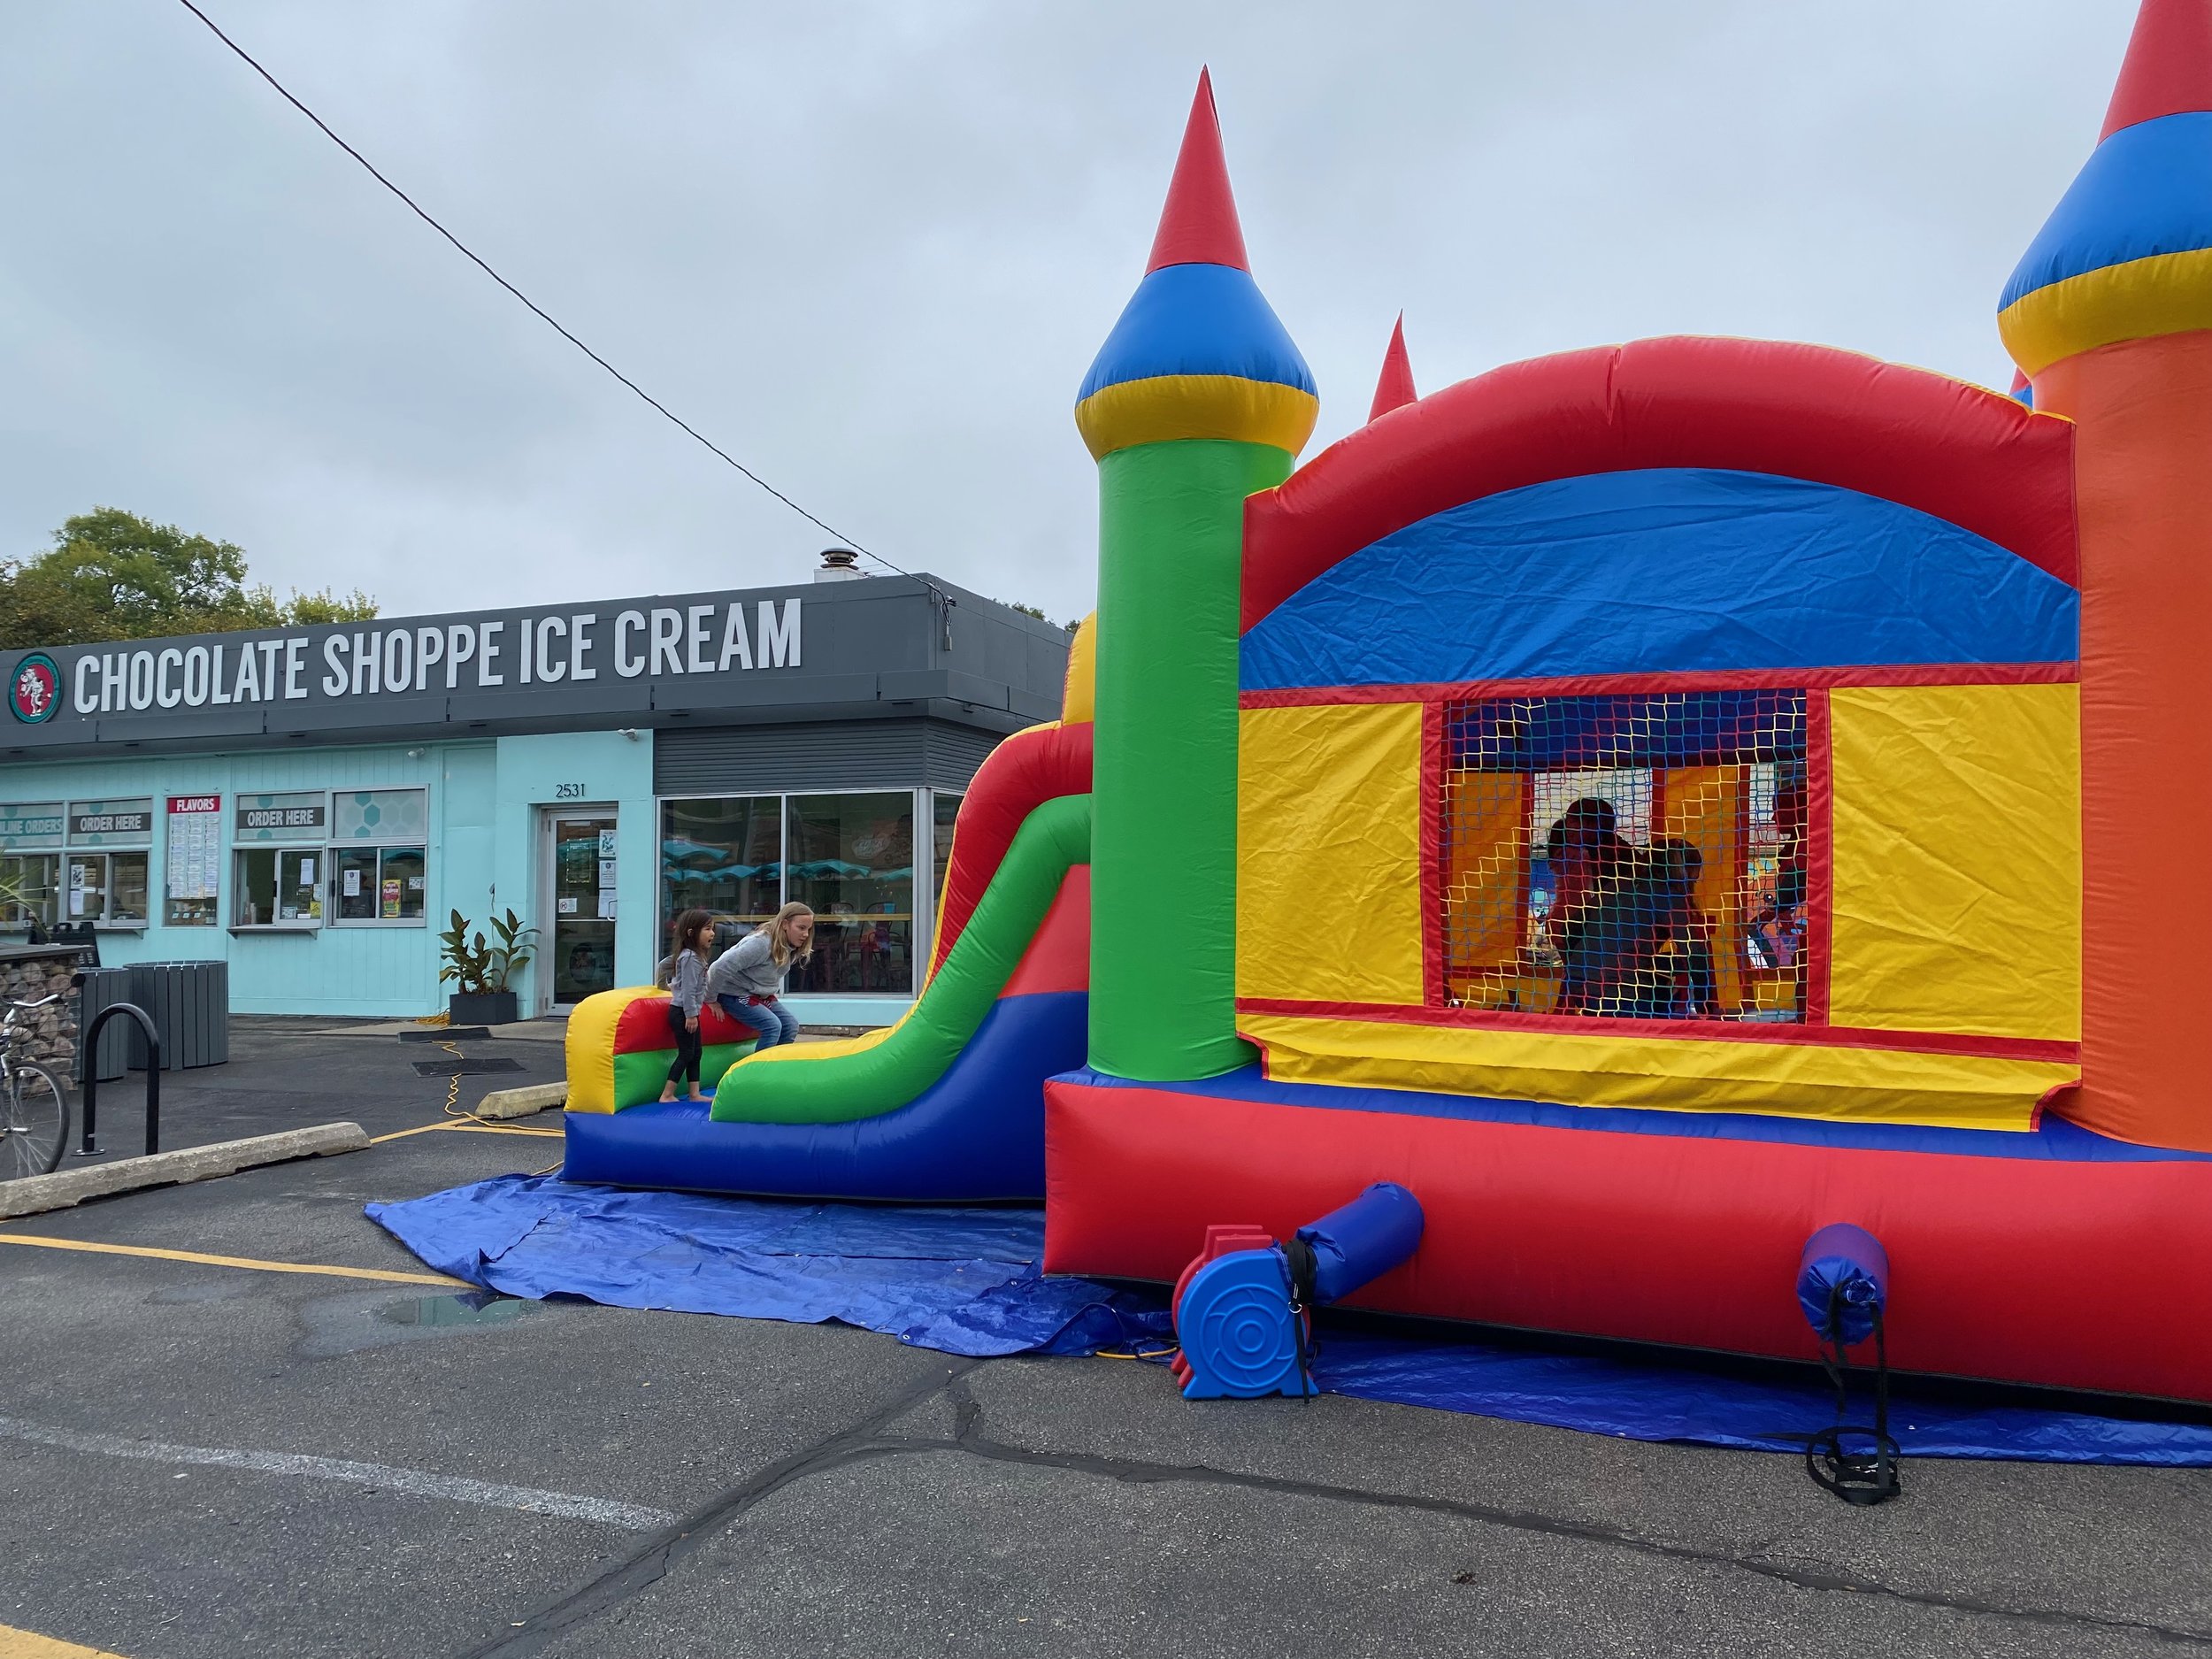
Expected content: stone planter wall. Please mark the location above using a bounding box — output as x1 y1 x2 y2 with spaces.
0 946 80 1072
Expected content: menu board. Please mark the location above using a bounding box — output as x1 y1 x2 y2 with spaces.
165 795 223 919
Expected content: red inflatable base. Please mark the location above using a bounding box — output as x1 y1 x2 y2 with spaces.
1042 1078 2212 1402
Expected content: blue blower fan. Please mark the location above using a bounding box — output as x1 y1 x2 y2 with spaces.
1172 1182 1425 1401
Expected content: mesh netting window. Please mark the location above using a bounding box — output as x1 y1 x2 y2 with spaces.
1442 691 1809 1022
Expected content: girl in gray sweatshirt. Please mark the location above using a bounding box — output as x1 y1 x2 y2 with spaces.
708 902 814 1052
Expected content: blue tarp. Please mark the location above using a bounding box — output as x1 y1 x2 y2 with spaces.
367 1176 2212 1466
366 1176 1164 1358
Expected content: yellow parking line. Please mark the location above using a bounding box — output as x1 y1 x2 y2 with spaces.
0 1234 468 1287
0 1623 130 1656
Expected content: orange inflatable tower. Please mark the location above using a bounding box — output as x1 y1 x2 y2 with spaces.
2000 0 2212 1149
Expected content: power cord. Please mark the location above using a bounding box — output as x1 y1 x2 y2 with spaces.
173 0 893 569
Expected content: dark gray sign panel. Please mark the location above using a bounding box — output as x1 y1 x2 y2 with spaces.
1 575 1068 756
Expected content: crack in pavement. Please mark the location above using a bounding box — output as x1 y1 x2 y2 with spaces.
457 1366 2212 1655
932 1389 2212 1651
455 1358 985 1659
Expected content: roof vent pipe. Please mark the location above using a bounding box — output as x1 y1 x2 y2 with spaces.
814 548 864 582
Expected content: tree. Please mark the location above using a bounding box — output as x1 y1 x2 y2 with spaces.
1000 601 1074 633
0 508 377 649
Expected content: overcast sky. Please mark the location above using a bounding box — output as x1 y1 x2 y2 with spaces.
0 3 2136 632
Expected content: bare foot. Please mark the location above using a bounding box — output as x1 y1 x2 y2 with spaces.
687 1091 711 1102
657 1089 678 1103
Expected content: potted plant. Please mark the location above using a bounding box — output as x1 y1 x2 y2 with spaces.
438 908 537 1025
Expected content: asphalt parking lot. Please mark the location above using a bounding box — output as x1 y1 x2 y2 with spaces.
4 1024 2211 1657
58 1013 571 1164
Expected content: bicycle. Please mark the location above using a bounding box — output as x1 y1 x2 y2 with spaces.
2 995 73 1179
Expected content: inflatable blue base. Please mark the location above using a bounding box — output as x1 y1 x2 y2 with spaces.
368 1175 2212 1466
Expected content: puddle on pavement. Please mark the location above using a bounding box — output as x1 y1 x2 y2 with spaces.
296 1286 557 1358
378 1291 535 1328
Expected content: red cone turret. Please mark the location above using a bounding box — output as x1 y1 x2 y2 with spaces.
1368 314 1417 423
2101 0 2212 138
1145 69 1250 274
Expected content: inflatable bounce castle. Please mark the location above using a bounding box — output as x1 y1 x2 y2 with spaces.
568 0 2212 1405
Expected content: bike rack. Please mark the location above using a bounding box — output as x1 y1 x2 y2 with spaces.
73 996 162 1157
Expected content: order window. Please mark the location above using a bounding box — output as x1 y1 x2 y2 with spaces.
334 845 427 923
66 852 151 926
65 797 153 926
234 848 324 927
328 788 428 926
231 789 326 929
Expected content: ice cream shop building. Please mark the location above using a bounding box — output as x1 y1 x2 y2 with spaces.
0 570 1067 1023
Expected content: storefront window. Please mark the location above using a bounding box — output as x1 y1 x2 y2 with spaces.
334 846 426 923
235 848 323 927
326 788 428 926
657 790 941 997
65 798 153 926
932 791 962 910
0 854 61 930
661 797 780 926
380 847 426 920
332 788 428 842
785 793 915 995
65 852 150 926
0 802 65 931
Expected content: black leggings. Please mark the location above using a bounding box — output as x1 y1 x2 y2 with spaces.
664 1003 702 1088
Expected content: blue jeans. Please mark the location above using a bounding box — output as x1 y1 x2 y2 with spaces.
720 995 799 1051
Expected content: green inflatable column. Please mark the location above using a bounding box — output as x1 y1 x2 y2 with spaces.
1073 73 1317 1081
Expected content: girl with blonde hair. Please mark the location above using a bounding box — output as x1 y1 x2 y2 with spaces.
706 901 814 1052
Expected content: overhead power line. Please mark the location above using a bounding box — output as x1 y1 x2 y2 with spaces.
175 0 915 578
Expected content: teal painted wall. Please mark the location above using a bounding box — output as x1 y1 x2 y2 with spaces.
0 730 649 1018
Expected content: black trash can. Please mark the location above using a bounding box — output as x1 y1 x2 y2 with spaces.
73 965 134 1084
125 960 230 1071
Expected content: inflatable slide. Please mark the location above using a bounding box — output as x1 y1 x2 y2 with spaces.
563 678 1094 1201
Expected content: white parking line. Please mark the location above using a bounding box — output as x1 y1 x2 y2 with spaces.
0 1416 676 1532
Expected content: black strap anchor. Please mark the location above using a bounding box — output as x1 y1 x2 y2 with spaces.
1281 1233 1320 1403
1804 1280 1902 1505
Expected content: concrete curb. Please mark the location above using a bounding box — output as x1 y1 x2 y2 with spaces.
0 1122 372 1219
472 1082 567 1119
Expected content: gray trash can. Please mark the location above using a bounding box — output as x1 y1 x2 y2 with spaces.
125 960 230 1071
73 965 134 1084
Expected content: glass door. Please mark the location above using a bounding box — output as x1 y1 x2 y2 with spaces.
541 808 618 1011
